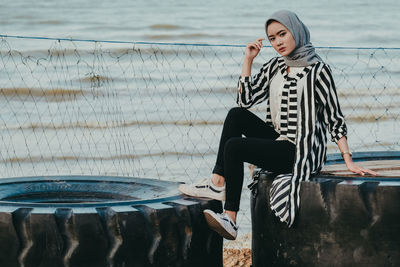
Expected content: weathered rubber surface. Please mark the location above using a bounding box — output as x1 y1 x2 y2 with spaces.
251 151 400 267
0 176 223 267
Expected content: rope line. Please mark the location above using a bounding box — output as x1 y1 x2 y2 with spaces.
1 34 400 50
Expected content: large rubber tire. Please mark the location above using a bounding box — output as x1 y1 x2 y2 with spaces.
251 151 400 267
0 176 223 267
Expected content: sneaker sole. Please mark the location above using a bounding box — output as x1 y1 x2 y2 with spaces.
178 184 225 201
203 210 236 240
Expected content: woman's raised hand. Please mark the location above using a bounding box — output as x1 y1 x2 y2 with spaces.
245 38 265 60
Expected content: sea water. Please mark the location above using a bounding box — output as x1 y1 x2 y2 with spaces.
1 0 400 48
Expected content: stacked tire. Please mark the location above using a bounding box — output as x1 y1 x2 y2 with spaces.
251 151 400 267
0 176 223 267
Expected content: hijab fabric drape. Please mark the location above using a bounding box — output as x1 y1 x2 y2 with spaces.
266 10 322 67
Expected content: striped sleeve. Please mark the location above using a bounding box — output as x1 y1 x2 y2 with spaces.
315 64 347 143
236 57 278 108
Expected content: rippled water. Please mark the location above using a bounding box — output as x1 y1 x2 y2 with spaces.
1 0 399 47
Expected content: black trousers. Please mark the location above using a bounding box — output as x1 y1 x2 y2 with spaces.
212 107 296 212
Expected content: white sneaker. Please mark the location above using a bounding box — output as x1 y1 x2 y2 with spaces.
203 209 238 240
178 178 225 201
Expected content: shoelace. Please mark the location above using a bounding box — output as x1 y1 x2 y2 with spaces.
197 178 225 189
195 178 210 187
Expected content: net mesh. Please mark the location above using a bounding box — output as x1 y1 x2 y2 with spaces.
1 36 399 250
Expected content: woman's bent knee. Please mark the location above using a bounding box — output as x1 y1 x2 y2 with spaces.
226 107 247 122
227 107 246 115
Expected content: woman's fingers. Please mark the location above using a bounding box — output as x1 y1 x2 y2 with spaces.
247 42 258 50
245 38 265 60
356 168 365 176
357 166 378 176
248 38 265 50
248 42 260 50
361 167 378 176
351 165 378 176
255 38 265 49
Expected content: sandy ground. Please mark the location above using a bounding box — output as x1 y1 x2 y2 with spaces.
223 233 252 267
223 248 252 267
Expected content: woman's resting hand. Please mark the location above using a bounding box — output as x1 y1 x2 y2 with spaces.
346 161 378 176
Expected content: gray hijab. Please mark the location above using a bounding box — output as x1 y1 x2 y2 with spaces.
266 10 322 67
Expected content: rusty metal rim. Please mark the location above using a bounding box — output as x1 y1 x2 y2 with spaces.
319 151 400 181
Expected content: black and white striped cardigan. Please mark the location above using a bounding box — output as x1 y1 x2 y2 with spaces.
237 57 347 226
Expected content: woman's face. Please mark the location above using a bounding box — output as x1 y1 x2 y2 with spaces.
267 21 296 56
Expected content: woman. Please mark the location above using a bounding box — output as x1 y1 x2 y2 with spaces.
179 10 377 240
